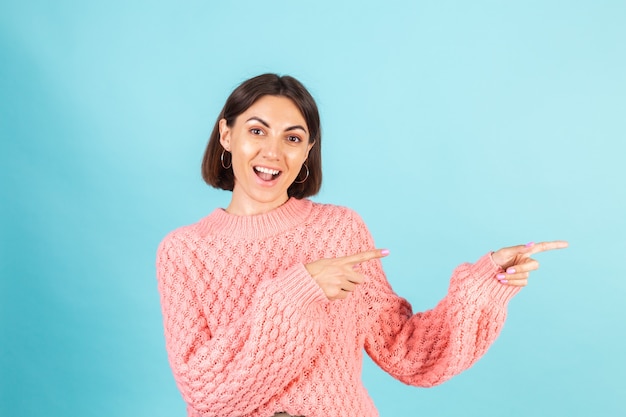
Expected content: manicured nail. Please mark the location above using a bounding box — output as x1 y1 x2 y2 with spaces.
381 249 390 256
525 242 535 248
499 279 508 284
496 273 506 280
506 267 516 274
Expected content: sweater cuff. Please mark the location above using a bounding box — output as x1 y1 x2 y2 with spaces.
464 253 522 307
275 263 329 309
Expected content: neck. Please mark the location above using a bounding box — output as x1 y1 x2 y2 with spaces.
199 197 312 239
226 188 290 216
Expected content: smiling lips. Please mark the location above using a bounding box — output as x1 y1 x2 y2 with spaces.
254 166 281 181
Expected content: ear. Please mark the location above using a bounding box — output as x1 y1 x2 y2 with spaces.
219 118 231 151
305 140 315 159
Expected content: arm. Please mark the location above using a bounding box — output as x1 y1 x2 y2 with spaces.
363 252 517 387
352 215 519 387
156 234 328 416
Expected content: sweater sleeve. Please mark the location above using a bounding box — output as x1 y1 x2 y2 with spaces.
156 233 328 416
353 214 521 387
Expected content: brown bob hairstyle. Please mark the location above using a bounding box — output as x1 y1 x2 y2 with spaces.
201 73 322 199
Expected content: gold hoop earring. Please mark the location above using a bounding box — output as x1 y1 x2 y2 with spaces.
220 149 232 169
294 163 309 184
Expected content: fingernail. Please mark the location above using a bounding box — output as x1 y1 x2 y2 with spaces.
496 273 506 280
381 249 390 256
499 279 508 284
506 267 516 274
525 242 535 248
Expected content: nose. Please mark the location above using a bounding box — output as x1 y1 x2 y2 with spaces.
261 135 281 159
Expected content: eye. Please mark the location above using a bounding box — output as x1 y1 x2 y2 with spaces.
250 128 263 135
287 135 302 143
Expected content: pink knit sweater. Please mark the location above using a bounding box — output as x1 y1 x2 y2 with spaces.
156 198 520 417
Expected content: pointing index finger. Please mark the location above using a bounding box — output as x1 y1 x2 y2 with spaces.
528 240 569 255
343 249 390 265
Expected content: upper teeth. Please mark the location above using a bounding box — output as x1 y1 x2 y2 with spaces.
255 167 280 175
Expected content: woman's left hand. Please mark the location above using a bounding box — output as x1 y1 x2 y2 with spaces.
491 240 569 286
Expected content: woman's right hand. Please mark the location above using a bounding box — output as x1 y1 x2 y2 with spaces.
305 249 389 300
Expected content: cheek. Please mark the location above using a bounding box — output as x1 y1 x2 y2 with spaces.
287 155 306 170
289 146 310 163
231 140 258 162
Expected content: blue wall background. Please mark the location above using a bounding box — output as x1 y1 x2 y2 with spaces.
2 1 624 416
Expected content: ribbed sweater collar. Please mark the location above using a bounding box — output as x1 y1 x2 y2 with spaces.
198 198 313 239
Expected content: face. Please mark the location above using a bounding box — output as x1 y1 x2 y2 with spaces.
219 95 314 215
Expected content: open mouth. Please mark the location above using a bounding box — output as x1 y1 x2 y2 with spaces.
254 166 281 181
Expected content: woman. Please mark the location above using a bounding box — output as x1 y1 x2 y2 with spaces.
156 73 567 417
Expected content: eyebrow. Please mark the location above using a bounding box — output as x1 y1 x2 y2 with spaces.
246 117 308 133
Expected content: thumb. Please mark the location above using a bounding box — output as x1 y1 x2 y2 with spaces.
493 242 534 266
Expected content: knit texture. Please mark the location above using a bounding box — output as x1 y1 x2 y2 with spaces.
156 198 520 417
